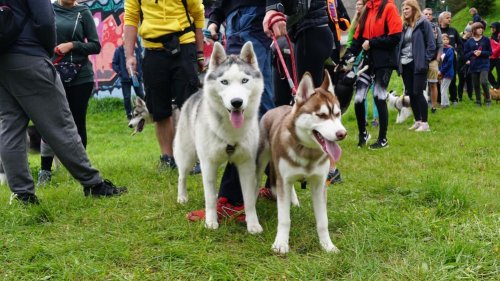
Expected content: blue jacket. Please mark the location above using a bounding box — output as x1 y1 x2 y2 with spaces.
463 36 491 73
398 16 436 74
439 46 455 78
112 45 143 83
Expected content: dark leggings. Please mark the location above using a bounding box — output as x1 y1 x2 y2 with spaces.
457 65 473 100
41 82 93 171
219 26 333 205
471 71 491 104
402 62 428 122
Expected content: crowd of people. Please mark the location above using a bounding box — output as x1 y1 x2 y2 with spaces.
0 0 498 217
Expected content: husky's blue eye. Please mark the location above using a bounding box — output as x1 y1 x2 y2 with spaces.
242 78 248 83
221 80 228 85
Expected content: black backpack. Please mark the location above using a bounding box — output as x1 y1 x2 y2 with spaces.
0 0 28 53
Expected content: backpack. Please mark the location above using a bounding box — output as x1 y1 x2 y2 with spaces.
0 0 28 53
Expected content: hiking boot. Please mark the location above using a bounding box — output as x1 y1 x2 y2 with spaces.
408 121 421 130
83 179 127 197
357 131 371 148
190 162 201 175
37 170 52 186
326 168 342 185
369 138 389 150
186 197 246 223
159 154 176 170
415 122 430 132
9 193 40 205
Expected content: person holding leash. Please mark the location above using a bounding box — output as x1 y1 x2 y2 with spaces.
0 0 127 204
343 0 402 149
398 0 436 132
123 0 205 170
38 0 102 185
186 0 275 223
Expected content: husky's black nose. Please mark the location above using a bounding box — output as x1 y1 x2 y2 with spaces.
231 98 243 109
336 130 347 140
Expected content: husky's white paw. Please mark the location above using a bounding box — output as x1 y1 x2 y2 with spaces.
247 223 263 234
291 188 300 207
272 241 290 254
177 196 188 204
321 241 340 253
205 220 219 230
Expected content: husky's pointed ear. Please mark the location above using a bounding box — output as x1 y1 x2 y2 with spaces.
239 42 259 69
320 69 335 96
209 42 227 70
136 97 145 106
295 72 315 103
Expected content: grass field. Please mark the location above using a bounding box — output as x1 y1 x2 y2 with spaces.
1 89 498 280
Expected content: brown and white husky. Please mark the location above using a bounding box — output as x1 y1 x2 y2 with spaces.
257 71 347 254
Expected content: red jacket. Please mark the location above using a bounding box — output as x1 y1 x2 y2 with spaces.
349 0 402 70
491 38 500 59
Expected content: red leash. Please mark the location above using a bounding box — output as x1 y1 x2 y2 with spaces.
268 12 298 96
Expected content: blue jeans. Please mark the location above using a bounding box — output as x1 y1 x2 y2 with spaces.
226 6 274 117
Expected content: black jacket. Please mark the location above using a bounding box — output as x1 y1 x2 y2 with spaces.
4 0 56 58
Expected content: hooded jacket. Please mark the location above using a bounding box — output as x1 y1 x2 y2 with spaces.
4 0 56 58
347 0 402 70
439 45 455 79
398 16 436 74
52 2 101 86
490 22 500 59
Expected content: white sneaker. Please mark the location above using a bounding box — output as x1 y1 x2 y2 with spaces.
408 121 421 130
415 122 430 132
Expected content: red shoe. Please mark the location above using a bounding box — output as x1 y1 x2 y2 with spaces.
186 197 245 223
258 187 275 201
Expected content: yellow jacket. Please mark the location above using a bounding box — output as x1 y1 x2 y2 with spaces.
124 0 205 48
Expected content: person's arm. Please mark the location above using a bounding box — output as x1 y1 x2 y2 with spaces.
424 21 436 63
28 0 56 56
72 8 101 55
263 1 287 38
480 37 492 58
124 0 140 74
463 40 473 60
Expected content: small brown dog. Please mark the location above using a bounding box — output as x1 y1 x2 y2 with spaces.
490 88 500 103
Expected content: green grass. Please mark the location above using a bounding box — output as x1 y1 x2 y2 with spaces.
1 90 498 280
451 0 500 37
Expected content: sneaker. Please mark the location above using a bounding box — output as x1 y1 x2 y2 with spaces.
326 168 342 185
190 162 201 175
371 119 379 127
452 101 458 106
9 193 40 205
159 154 176 170
431 107 437 114
408 121 421 130
369 138 389 150
186 197 246 223
37 170 52 186
415 122 430 132
357 131 371 148
258 187 275 200
83 179 127 197
485 101 491 107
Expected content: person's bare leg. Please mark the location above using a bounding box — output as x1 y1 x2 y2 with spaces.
155 117 174 156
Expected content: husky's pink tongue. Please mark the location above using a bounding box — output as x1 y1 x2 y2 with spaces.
230 110 244 128
325 141 342 162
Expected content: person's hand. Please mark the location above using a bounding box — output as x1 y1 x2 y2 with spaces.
126 56 137 77
362 40 370 51
263 10 287 38
473 50 481 56
207 23 219 41
55 42 74 55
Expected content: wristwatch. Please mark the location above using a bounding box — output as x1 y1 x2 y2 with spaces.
266 3 285 13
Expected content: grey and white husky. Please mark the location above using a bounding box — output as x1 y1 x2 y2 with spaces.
257 71 347 254
173 42 263 234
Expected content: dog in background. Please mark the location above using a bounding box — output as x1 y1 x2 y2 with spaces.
127 98 179 135
387 90 413 124
257 71 347 254
173 42 264 234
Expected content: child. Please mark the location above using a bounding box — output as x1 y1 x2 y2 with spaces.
464 22 492 106
439 33 455 108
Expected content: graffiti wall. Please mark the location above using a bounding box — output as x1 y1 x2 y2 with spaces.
80 0 125 98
